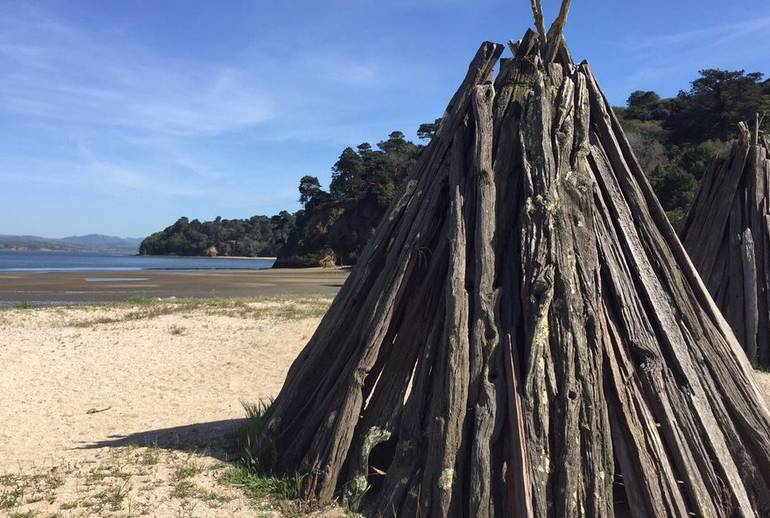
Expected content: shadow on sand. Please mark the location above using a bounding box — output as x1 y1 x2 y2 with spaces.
75 418 248 461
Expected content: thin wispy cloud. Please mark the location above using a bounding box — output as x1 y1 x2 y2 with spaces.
0 16 274 137
1 0 765 236
0 154 295 205
0 2 403 230
594 10 770 102
623 15 770 52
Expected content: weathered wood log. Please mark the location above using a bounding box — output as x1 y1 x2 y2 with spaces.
529 0 548 53
544 0 572 62
681 123 770 367
254 30 770 517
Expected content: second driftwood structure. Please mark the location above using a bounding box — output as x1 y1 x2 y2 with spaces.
253 6 770 518
680 123 770 367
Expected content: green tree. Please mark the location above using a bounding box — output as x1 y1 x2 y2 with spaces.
276 130 423 267
377 131 407 154
139 213 292 257
361 152 397 208
269 211 295 251
298 175 324 206
330 147 365 199
625 91 669 121
677 140 729 181
648 164 697 226
417 118 442 141
666 69 768 143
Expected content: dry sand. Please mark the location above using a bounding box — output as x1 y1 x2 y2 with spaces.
0 297 343 517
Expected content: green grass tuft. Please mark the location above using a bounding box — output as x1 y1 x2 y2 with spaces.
0 486 24 509
221 468 304 501
168 324 186 336
92 478 130 511
239 400 278 474
170 480 197 499
220 401 319 516
172 461 202 481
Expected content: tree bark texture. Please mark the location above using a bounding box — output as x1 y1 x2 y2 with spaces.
256 36 770 517
680 125 770 367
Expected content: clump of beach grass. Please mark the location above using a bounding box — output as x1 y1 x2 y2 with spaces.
0 447 255 516
91 477 131 511
168 324 186 336
0 486 24 510
221 400 321 516
132 445 161 466
65 295 332 328
172 459 203 482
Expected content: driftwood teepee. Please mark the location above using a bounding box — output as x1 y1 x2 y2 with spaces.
680 121 770 368
256 4 770 516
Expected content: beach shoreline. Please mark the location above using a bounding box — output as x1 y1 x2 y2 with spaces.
0 250 277 260
0 267 349 306
204 255 277 260
106 255 280 260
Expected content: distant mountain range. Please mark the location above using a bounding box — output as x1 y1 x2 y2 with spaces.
0 234 142 254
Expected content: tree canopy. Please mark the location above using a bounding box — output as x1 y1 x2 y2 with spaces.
139 212 294 257
142 67 770 264
666 69 770 144
275 131 423 267
615 67 770 227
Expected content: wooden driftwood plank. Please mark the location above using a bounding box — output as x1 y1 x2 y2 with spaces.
419 125 471 518
468 82 498 518
502 334 533 518
742 229 759 378
544 0 572 63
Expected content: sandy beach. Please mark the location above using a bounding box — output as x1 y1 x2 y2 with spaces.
3 291 770 516
0 295 346 516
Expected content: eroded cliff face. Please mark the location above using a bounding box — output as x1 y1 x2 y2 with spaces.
274 194 386 268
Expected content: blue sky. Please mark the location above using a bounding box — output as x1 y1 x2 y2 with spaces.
1 0 768 238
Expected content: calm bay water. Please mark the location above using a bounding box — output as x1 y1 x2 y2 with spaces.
0 251 274 272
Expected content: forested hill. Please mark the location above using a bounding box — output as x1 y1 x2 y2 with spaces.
139 213 294 257
274 131 424 267
139 131 426 263
141 68 769 265
616 70 770 227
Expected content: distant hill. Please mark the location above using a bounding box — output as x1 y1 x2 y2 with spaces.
0 234 141 254
61 234 142 250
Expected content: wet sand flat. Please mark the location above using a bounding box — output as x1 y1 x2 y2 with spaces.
0 267 349 305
